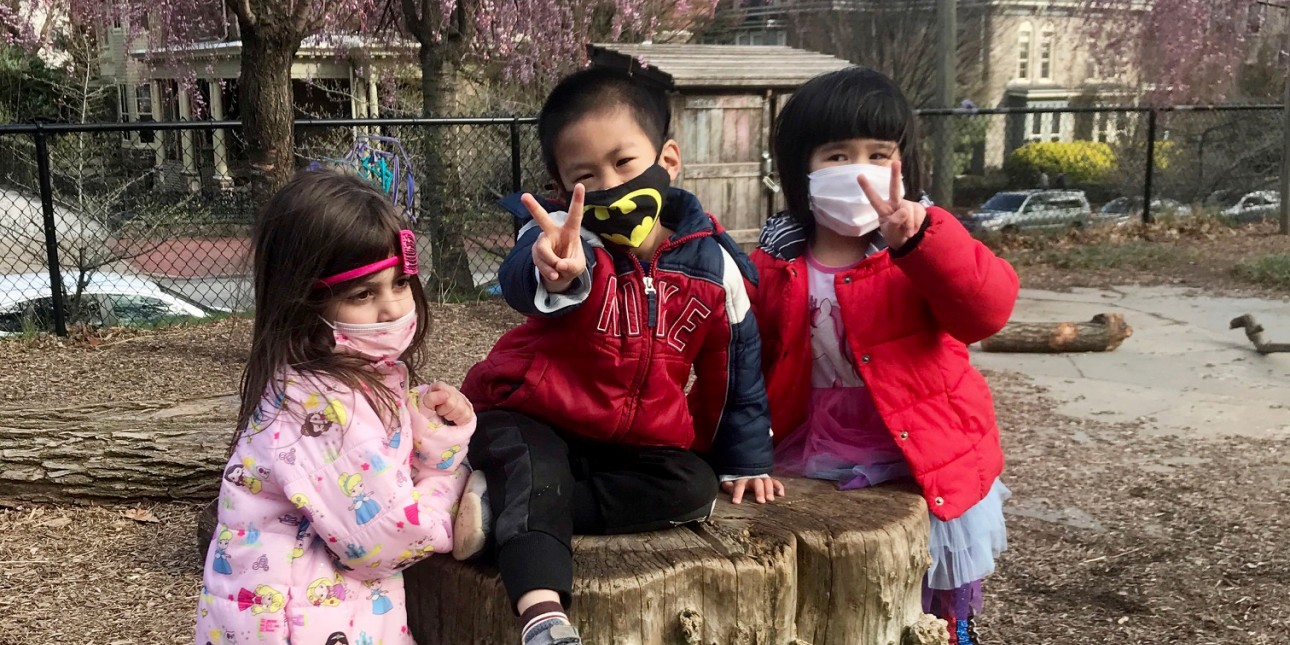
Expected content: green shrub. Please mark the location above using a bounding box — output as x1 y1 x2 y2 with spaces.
1004 141 1118 185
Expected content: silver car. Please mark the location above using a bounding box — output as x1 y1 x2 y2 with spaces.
0 271 210 336
1096 197 1193 225
962 190 1094 233
1221 191 1281 223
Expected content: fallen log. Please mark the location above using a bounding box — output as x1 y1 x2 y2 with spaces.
980 313 1132 353
1230 314 1290 354
0 397 233 505
196 479 948 645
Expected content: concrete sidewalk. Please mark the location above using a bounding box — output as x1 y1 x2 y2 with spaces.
972 286 1290 440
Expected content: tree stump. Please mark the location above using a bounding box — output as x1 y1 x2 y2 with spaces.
193 480 941 644
0 399 232 505
979 313 1132 353
405 478 935 645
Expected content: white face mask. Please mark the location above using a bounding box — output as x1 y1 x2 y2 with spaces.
326 309 418 363
807 163 904 238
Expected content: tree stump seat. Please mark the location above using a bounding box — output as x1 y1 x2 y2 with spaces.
197 478 944 644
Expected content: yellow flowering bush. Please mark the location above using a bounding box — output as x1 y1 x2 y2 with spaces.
1004 141 1118 184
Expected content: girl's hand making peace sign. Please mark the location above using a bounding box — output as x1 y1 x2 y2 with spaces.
523 184 587 294
857 160 926 251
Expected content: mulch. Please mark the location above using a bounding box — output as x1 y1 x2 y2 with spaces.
1 292 1286 643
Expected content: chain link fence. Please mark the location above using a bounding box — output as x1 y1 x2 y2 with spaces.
1 106 1284 336
926 105 1284 233
0 118 541 336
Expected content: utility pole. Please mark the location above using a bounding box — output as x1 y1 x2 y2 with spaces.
1281 4 1290 234
1263 0 1290 233
933 0 957 208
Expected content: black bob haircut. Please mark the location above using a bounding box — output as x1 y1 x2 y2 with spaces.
538 66 672 190
773 67 924 234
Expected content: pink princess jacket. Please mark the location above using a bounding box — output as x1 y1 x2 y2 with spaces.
196 363 472 645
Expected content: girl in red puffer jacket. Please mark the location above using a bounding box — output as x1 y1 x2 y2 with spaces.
750 67 1021 645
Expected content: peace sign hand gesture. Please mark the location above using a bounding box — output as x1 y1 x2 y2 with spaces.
856 161 927 251
524 184 587 294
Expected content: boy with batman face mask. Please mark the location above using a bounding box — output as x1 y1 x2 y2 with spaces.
456 67 782 645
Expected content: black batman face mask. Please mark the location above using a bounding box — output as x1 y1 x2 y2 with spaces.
580 164 671 248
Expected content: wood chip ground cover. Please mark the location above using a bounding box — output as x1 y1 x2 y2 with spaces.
1 291 1286 643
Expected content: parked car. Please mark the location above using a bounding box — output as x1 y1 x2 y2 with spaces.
1220 190 1281 223
960 190 1093 233
0 271 211 336
1096 197 1193 225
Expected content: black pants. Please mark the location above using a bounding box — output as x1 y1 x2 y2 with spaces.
469 410 720 611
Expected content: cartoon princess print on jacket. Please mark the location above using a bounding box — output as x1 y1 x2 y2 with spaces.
365 580 394 616
212 528 234 575
338 472 381 525
223 458 267 495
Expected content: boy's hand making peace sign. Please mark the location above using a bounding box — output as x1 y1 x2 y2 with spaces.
857 160 927 251
523 184 587 294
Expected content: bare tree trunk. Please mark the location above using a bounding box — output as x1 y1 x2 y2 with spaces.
240 27 298 207
416 41 477 297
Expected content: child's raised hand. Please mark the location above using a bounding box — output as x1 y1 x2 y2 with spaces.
423 381 474 426
857 160 927 251
722 476 786 505
526 184 587 293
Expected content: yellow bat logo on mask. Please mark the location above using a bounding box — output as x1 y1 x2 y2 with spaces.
588 187 664 247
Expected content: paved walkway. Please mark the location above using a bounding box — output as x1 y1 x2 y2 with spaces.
973 286 1290 440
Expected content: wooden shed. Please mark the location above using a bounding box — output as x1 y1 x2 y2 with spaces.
587 43 852 244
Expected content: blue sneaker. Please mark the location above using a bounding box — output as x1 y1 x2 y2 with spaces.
523 619 581 645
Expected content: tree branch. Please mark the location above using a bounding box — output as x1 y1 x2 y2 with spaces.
225 0 255 27
401 0 432 43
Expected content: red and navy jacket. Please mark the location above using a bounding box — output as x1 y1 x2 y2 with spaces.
461 188 774 477
750 206 1019 519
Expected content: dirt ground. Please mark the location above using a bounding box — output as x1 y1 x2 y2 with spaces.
2 230 1289 644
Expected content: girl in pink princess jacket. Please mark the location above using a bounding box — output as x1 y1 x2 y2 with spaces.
196 168 474 645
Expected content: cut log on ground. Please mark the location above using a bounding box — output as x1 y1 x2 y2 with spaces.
980 313 1133 353
1230 314 1290 354
196 479 946 645
0 397 233 505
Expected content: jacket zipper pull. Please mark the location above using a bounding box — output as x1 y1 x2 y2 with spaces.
643 275 658 328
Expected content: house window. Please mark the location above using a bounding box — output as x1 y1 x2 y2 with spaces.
117 85 132 142
1017 23 1032 80
1095 111 1130 143
1085 56 1100 82
1039 27 1054 80
136 84 155 144
117 85 130 121
1026 102 1065 143
1249 2 1266 33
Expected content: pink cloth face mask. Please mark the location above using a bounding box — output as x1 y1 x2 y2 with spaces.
329 309 418 363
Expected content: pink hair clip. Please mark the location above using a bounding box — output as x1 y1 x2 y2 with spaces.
315 230 419 288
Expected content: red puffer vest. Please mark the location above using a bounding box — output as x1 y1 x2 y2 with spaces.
750 206 1019 520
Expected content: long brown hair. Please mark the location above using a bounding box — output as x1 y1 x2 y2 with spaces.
231 168 431 451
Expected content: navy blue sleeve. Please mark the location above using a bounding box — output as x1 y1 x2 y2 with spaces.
496 192 597 317
696 240 774 477
711 305 775 476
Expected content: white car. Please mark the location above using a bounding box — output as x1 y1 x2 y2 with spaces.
1220 191 1281 223
0 271 210 336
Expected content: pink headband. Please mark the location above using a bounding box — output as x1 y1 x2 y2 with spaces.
315 230 419 289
